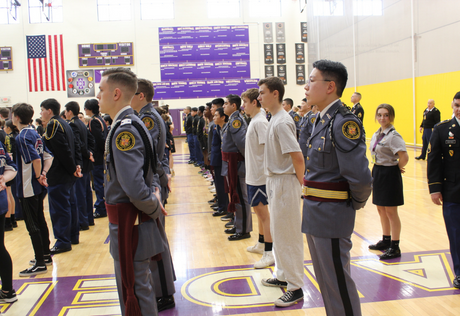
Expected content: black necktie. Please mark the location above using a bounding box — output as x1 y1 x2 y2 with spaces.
315 113 321 127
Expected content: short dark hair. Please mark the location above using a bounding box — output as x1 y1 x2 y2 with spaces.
35 118 42 125
257 77 285 102
283 98 293 108
454 91 460 100
226 94 241 110
138 79 154 102
65 101 80 117
353 92 362 97
312 59 348 97
12 103 34 124
103 114 113 125
191 107 198 112
0 107 9 119
41 98 61 116
302 98 307 102
102 67 138 99
198 105 205 113
84 99 100 115
216 107 228 122
211 98 224 107
241 88 261 107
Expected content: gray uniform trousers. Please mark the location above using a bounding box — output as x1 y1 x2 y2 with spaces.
227 175 252 234
306 234 361 316
149 211 176 298
114 259 158 316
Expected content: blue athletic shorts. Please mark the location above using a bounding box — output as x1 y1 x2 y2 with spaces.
247 184 268 207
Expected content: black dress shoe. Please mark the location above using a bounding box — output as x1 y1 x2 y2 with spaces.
225 227 236 234
228 232 251 241
50 246 72 255
210 203 219 208
89 222 95 226
208 198 217 204
225 219 234 228
188 160 195 164
212 210 226 217
80 226 89 231
453 277 460 289
71 240 79 245
157 295 175 312
379 248 401 260
221 213 233 221
211 206 219 211
93 212 107 219
415 156 425 160
369 240 390 251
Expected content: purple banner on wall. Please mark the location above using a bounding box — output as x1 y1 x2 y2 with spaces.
152 78 259 100
160 43 249 63
161 61 250 80
159 25 249 44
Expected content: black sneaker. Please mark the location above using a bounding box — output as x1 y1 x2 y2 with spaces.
369 240 390 251
29 256 53 266
19 264 47 277
261 278 288 287
225 219 234 228
379 248 401 260
0 289 17 303
453 276 460 289
274 289 304 307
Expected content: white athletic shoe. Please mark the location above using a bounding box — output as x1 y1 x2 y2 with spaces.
208 185 214 190
210 188 216 193
247 242 264 254
254 251 275 269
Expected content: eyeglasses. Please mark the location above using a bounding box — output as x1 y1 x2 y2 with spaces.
135 92 141 95
306 78 332 86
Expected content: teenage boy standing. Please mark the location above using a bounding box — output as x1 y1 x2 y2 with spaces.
258 77 305 307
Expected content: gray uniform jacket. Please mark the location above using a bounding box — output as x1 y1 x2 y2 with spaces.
139 103 170 199
299 111 316 158
302 100 372 238
105 107 164 260
221 111 247 177
289 110 301 133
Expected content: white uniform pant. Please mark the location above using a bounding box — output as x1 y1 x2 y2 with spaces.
267 174 304 291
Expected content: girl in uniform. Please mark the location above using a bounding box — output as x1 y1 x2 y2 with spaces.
368 104 409 260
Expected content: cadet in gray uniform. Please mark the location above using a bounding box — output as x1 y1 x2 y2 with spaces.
131 78 176 312
303 60 372 316
282 98 301 137
222 94 252 240
98 68 164 316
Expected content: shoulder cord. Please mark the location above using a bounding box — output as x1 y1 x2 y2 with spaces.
108 115 158 180
89 116 104 133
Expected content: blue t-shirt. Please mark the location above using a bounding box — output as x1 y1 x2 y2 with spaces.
15 127 48 198
0 141 17 215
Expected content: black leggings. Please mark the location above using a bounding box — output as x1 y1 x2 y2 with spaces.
0 214 13 292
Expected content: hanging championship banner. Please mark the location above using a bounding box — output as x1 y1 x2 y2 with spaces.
295 43 305 63
296 65 305 85
301 22 308 43
275 22 285 42
276 44 286 64
265 65 274 78
263 22 273 43
264 44 274 64
277 65 287 85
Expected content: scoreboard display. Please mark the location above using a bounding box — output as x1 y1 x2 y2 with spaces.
0 47 13 71
78 42 134 68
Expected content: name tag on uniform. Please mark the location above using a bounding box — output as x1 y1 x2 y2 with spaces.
120 119 132 126
445 140 456 145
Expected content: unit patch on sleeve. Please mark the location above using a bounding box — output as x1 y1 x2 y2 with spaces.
142 117 155 130
116 131 135 151
342 121 360 140
294 116 300 122
232 119 242 129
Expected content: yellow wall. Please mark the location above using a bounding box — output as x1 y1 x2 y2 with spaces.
341 70 460 146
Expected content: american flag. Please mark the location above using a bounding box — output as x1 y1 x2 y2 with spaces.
26 35 66 92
